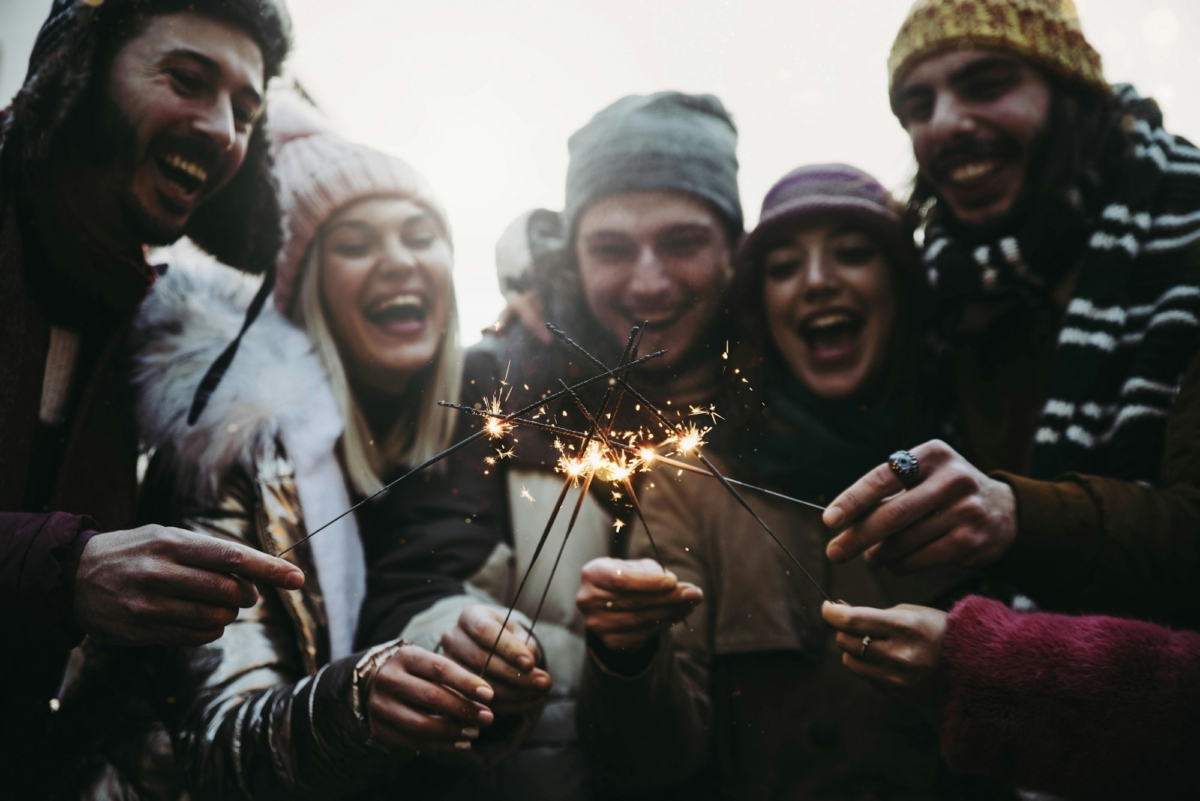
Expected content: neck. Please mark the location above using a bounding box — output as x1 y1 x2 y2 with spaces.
351 377 412 442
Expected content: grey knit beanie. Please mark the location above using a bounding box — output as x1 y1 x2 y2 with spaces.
563 91 742 241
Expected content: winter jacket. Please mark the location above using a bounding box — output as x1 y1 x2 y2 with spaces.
576 454 1015 800
0 160 145 791
939 595 1200 800
957 302 1200 629
76 249 404 800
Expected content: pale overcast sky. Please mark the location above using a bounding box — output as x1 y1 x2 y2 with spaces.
3 0 1198 344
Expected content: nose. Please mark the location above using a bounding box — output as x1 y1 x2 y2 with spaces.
379 235 418 277
801 247 840 300
192 94 237 153
628 244 672 300
928 90 976 140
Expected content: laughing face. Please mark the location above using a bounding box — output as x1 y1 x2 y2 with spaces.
894 50 1052 231
98 12 265 245
763 223 896 401
320 197 454 397
575 191 734 369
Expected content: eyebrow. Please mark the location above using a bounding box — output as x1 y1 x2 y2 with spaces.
947 55 1023 88
895 54 1022 106
162 48 263 107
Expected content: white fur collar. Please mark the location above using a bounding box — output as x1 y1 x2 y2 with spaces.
131 241 365 659
131 240 337 504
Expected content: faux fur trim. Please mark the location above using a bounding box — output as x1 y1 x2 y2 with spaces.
131 240 338 504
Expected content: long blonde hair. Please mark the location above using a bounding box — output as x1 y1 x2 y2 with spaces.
292 224 463 496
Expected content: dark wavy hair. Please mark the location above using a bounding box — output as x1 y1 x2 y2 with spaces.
1 0 292 275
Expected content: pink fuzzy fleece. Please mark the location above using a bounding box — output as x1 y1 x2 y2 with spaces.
940 596 1200 799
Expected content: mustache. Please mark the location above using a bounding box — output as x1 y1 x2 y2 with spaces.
151 132 222 177
930 136 1021 178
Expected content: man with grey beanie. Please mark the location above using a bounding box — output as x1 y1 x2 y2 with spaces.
357 91 742 800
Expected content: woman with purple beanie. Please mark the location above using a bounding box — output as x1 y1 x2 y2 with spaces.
576 164 1011 799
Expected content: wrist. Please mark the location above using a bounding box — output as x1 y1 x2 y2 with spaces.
586 629 659 677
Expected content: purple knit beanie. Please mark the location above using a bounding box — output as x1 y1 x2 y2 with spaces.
738 164 913 271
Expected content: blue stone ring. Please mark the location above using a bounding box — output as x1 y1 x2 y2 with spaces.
888 450 920 489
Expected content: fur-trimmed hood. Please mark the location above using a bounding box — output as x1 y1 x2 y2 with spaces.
131 241 338 505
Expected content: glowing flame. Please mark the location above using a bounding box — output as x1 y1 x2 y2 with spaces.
671 423 710 455
482 392 514 439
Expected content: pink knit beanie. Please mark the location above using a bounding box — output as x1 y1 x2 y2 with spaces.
270 100 450 315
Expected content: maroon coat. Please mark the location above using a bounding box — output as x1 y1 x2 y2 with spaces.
0 183 145 784
941 595 1200 799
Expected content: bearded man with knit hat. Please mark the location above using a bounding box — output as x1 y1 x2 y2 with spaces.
0 0 304 794
823 1 1200 646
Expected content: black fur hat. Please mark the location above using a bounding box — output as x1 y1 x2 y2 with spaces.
4 0 292 276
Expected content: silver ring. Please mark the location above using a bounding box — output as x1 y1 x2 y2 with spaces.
860 635 872 660
888 450 920 489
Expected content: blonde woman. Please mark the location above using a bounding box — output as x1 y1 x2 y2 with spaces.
127 103 488 799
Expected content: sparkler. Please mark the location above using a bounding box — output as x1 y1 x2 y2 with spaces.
279 346 668 556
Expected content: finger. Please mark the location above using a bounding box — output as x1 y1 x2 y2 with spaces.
579 583 702 612
371 698 484 742
459 609 538 670
823 461 903 534
402 647 500 706
581 558 679 594
377 668 489 725
887 529 975 575
134 623 227 648
820 601 903 638
369 717 476 754
864 508 955 566
141 598 240 631
171 533 305 590
585 604 695 633
151 565 259 608
840 651 905 685
441 628 548 688
832 631 898 666
826 478 945 565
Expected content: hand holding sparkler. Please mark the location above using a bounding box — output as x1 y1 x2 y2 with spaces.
576 557 703 654
440 605 552 716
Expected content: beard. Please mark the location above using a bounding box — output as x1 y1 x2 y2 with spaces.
83 93 192 246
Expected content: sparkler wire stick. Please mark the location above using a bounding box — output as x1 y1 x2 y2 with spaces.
520 328 647 644
547 325 834 603
280 348 667 557
441 407 828 513
480 327 643 673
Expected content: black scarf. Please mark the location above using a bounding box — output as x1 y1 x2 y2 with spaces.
729 366 912 505
925 86 1200 484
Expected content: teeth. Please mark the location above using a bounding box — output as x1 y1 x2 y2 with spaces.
163 154 208 183
806 311 856 330
371 294 424 313
948 160 998 184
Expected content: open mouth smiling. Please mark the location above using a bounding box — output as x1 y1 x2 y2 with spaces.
799 308 864 362
365 293 428 332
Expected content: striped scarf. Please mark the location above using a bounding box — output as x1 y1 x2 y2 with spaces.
925 86 1200 485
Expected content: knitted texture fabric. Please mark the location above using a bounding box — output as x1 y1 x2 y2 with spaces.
924 86 1200 484
888 0 1106 108
738 163 912 272
270 100 449 315
563 91 742 240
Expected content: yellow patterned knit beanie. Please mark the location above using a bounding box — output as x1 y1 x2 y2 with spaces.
888 0 1107 111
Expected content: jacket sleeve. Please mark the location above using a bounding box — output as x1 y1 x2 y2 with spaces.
166 470 401 801
991 347 1200 623
940 595 1200 797
0 511 96 650
576 474 714 789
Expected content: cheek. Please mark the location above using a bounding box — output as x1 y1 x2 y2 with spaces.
320 257 366 338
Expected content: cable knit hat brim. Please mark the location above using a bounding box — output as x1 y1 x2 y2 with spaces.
888 0 1107 111
270 99 451 315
